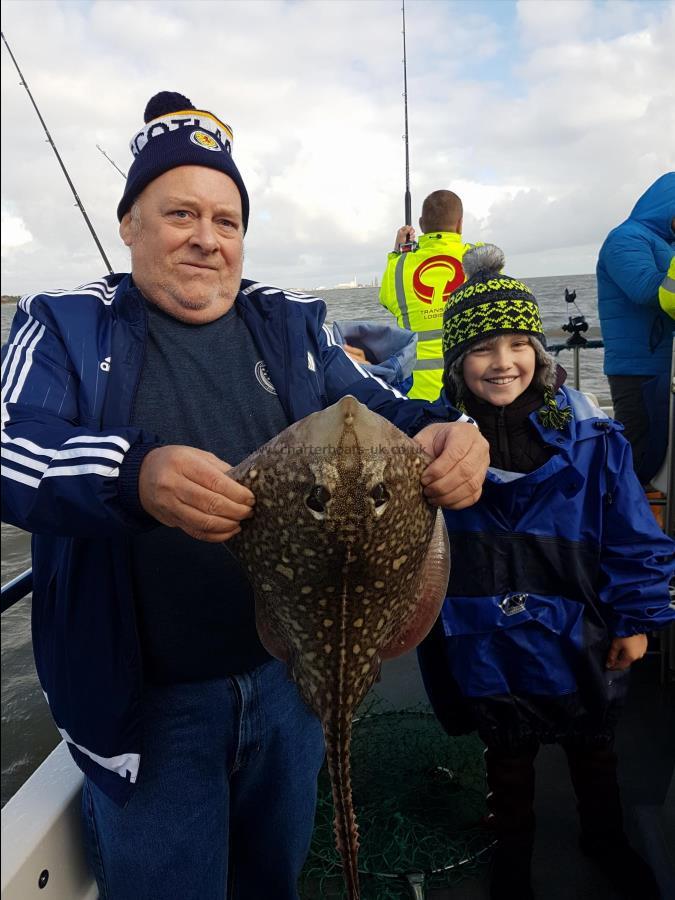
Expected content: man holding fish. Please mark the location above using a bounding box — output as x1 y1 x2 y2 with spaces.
1 91 488 900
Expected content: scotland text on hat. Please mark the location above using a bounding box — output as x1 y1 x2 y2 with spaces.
131 110 234 158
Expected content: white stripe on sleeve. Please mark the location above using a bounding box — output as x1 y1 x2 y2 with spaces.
42 463 120 479
1 466 41 488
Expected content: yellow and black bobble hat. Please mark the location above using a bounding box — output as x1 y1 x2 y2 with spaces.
442 244 545 366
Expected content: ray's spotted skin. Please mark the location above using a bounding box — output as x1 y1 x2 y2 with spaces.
227 396 450 900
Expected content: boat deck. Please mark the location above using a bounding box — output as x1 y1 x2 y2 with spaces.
364 646 675 900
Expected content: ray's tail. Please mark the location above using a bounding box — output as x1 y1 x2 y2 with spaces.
324 715 360 900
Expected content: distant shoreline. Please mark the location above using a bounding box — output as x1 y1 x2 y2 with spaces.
1 296 19 305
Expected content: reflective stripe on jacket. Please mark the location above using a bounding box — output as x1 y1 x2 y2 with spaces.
379 232 478 400
659 255 675 318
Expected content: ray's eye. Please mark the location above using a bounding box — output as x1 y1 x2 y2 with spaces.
370 483 390 508
306 485 331 513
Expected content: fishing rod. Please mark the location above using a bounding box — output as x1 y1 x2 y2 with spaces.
1 31 114 274
402 0 411 227
399 0 417 253
97 144 126 179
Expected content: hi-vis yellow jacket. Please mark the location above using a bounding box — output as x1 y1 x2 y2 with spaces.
658 255 675 319
379 231 478 400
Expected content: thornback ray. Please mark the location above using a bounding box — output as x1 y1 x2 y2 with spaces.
226 395 450 900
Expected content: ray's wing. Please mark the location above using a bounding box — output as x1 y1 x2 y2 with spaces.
381 509 450 659
254 595 292 661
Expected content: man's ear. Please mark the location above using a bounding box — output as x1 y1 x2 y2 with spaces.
457 216 463 233
119 212 135 247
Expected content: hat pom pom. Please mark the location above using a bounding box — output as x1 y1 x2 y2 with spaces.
144 92 195 123
463 244 505 280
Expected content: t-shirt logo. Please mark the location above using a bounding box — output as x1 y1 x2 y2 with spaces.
412 255 465 305
255 361 277 394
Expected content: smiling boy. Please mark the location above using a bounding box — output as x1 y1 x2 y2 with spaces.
418 244 675 900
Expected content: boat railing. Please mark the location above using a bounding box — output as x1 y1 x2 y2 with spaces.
546 336 605 391
1 568 32 614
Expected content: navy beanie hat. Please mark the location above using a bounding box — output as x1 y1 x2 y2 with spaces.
117 91 249 231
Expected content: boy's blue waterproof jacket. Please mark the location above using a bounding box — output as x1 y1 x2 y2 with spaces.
419 388 675 749
1 274 461 804
597 172 675 377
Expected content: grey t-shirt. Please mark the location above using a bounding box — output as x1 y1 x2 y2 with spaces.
130 301 289 683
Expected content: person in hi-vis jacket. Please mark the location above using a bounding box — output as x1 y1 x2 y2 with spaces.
380 189 480 401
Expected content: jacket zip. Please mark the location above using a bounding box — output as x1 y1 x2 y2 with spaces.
496 406 511 470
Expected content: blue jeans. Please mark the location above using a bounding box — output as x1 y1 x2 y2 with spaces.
81 660 325 900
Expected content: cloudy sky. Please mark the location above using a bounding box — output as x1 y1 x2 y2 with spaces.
1 0 674 296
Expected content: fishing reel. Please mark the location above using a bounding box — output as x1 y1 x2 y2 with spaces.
398 240 419 254
562 315 589 339
397 221 418 253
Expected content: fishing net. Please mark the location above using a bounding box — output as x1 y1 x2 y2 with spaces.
299 702 494 899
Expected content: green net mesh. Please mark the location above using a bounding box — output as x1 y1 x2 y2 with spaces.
300 703 494 899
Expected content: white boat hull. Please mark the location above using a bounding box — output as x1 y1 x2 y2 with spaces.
1 741 96 900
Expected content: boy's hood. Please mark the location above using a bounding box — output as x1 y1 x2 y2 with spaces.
629 172 675 241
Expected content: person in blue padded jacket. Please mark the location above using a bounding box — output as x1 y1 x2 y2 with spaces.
418 245 675 900
597 172 675 485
